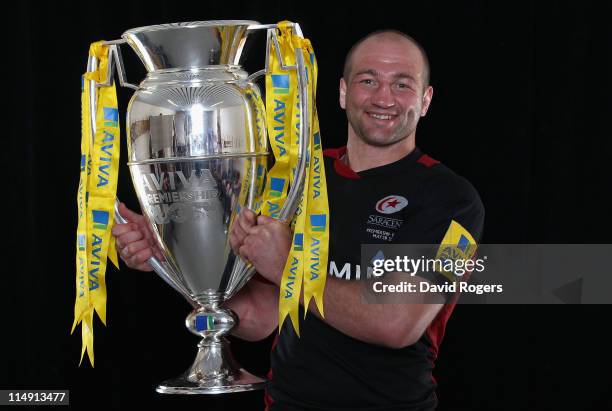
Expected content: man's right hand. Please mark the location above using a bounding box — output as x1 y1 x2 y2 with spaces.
229 208 258 255
111 203 163 272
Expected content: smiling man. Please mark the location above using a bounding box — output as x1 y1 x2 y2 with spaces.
114 30 485 410
229 30 484 411
340 30 433 168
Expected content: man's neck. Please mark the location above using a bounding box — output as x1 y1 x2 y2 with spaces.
344 133 416 173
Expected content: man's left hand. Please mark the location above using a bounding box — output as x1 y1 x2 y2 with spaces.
239 215 291 286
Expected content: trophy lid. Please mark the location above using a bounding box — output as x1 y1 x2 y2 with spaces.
122 20 260 72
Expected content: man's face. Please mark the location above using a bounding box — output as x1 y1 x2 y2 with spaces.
340 37 433 147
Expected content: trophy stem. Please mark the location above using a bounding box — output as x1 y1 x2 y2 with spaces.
156 304 266 394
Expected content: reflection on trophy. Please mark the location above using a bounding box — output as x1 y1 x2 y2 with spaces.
86 21 310 394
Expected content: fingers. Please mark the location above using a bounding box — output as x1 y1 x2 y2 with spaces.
111 222 138 238
245 225 272 243
239 220 290 259
118 202 145 223
119 238 149 259
238 244 252 263
242 208 257 225
238 216 292 284
116 203 157 241
151 244 165 261
230 220 248 253
257 214 275 225
111 204 164 272
119 238 155 271
249 219 287 238
229 231 243 253
230 209 258 253
113 224 143 248
232 218 248 240
128 247 154 272
238 209 257 234
231 209 287 258
112 218 157 271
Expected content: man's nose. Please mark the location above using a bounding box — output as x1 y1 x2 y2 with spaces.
371 84 395 108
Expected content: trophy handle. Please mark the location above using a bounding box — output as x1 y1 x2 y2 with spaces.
92 40 139 90
86 49 196 308
85 42 137 156
226 23 310 298
246 23 311 223
225 23 311 297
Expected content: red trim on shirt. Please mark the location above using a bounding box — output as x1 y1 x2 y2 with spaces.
323 146 361 180
425 299 457 360
426 262 476 379
426 287 462 391
429 346 438 386
417 154 440 168
264 334 279 411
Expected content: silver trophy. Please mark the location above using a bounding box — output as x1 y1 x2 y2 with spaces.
86 21 310 394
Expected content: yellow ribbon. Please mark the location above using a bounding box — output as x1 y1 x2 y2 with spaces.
261 22 295 219
302 39 329 318
73 41 120 366
266 24 330 334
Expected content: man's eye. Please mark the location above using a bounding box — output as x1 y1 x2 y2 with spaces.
396 83 410 89
360 79 374 85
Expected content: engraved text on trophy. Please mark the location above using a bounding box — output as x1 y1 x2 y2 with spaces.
141 169 220 224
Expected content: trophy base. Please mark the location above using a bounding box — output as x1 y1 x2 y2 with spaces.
156 330 266 395
156 369 266 394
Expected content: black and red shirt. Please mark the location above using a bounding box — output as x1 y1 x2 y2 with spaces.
266 146 485 411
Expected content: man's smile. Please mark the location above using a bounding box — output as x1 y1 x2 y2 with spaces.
366 112 398 121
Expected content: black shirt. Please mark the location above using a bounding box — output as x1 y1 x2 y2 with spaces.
267 146 485 411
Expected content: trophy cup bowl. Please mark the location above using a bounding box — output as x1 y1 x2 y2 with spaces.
88 20 311 394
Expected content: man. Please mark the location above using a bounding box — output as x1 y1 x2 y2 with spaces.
113 30 484 410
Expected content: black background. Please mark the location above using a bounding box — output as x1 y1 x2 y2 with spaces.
5 1 612 410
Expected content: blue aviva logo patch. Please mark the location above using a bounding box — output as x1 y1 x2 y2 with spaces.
294 233 304 251
103 107 119 127
310 214 327 232
313 132 321 150
457 234 471 253
195 315 214 332
80 154 86 171
269 177 286 198
78 234 86 251
92 210 109 230
272 75 289 95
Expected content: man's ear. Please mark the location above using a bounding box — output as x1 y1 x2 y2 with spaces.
339 78 347 109
420 86 433 117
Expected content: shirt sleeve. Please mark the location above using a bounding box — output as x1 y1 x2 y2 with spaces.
394 172 485 299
